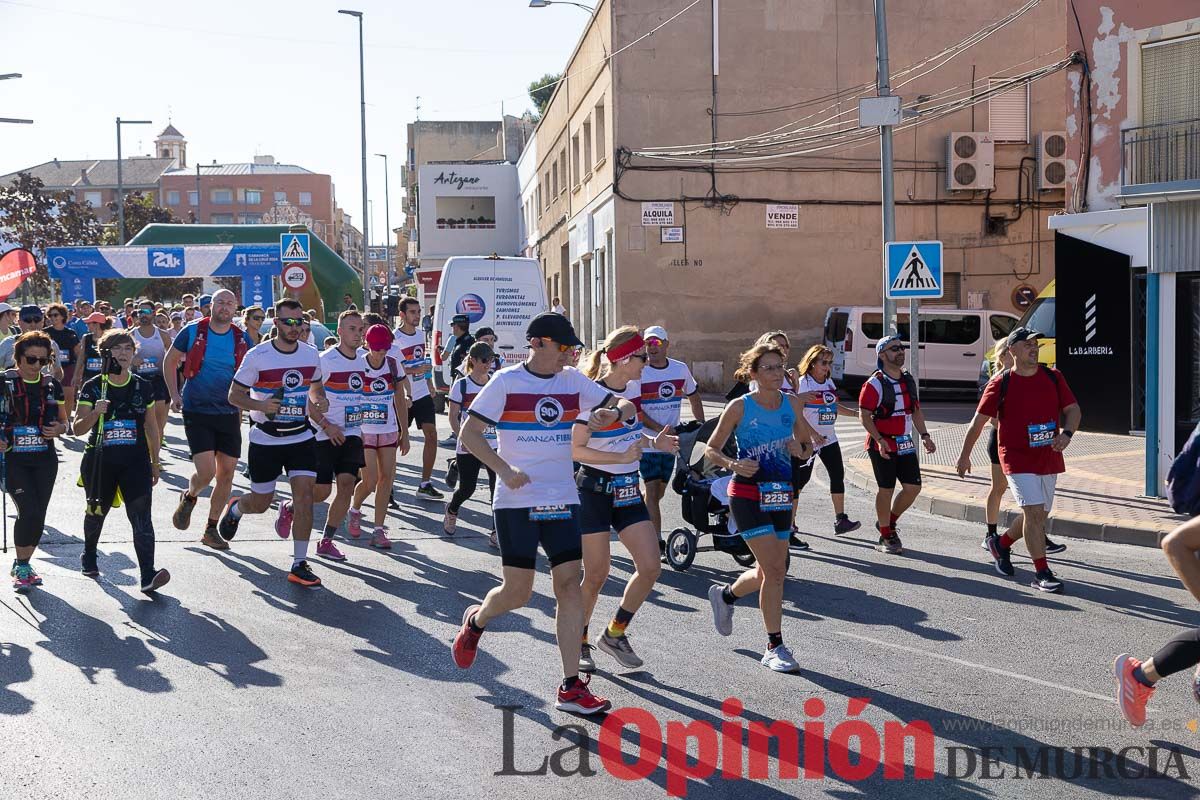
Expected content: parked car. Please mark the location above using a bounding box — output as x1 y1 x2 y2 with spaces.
977 280 1057 394
823 305 1020 393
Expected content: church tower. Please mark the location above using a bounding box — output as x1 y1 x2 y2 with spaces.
155 123 187 168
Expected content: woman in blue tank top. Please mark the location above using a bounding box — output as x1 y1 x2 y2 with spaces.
702 342 823 674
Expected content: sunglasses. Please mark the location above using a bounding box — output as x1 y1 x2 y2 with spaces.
885 346 905 353
22 355 49 366
645 337 665 347
46 312 62 319
138 308 154 315
277 317 305 327
249 315 265 322
537 337 575 353
817 358 834 366
21 316 43 324
757 363 785 373
630 352 649 362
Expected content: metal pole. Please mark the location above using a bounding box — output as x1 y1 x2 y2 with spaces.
116 117 125 245
874 0 897 338
356 14 370 306
378 153 394 301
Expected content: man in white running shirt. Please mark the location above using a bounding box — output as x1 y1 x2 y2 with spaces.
392 297 442 501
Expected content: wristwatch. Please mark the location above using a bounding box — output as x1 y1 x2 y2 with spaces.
1062 430 1074 438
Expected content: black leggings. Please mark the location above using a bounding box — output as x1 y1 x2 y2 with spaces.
81 454 157 582
7 451 57 549
1152 628 1200 679
793 442 846 495
448 452 496 515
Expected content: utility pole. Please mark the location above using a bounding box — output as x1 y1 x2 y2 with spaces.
873 0 898 340
339 9 369 307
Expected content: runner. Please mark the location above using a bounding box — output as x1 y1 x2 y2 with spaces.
442 342 500 546
242 305 265 345
1113 515 1200 727
43 303 81 419
392 297 442 501
795 344 861 535
638 325 704 557
73 330 169 593
349 324 411 545
310 310 372 561
131 299 172 449
219 298 328 587
165 289 251 550
0 306 63 380
957 327 1080 593
73 312 112 399
858 335 936 555
574 326 678 672
3 332 68 593
703 341 819 673
451 312 635 714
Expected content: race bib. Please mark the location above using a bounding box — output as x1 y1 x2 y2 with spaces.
58 349 69 363
483 424 498 442
817 404 837 425
138 357 158 374
530 504 572 521
276 388 308 423
611 474 641 508
86 357 102 372
894 434 916 456
344 405 363 428
11 425 47 453
360 402 389 424
1028 422 1056 448
103 418 137 446
759 481 793 512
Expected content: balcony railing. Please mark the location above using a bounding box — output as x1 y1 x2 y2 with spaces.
1121 118 1200 187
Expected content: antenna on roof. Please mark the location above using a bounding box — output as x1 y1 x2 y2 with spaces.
415 96 421 122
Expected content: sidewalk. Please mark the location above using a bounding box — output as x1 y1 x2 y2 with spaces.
843 423 1187 547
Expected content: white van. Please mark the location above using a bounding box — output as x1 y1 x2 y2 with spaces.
432 254 548 391
822 306 1020 391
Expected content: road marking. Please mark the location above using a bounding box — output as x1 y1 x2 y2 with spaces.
835 630 1119 705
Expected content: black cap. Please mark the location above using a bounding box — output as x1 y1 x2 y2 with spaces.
451 314 471 326
19 304 42 318
526 311 583 347
1005 326 1043 347
475 326 495 338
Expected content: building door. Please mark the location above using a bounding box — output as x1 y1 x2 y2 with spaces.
1176 274 1200 451
1131 269 1147 432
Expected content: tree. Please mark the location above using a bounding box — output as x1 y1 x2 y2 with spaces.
528 72 562 120
103 191 179 245
0 172 103 297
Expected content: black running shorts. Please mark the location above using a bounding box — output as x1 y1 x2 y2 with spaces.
408 395 436 428
987 426 1000 466
868 448 922 490
493 506 583 570
316 436 366 484
578 487 651 534
247 439 318 494
183 411 242 459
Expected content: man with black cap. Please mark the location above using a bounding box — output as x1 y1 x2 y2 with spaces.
198 294 213 319
0 305 64 380
858 333 935 555
452 311 637 715
446 315 475 378
957 326 1080 593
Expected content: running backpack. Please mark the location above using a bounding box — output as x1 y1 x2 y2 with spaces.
182 318 249 379
869 370 919 420
995 365 1060 418
1167 422 1200 517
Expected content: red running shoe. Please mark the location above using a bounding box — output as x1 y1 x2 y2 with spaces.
453 604 482 669
275 501 293 539
1113 653 1155 728
555 674 612 715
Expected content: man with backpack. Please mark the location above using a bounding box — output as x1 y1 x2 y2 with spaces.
858 334 936 555
957 326 1080 593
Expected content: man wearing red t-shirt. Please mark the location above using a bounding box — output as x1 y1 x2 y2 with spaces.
961 327 1081 593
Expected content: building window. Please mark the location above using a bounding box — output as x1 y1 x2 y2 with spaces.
83 191 102 207
988 78 1029 143
543 173 550 208
552 163 559 197
594 100 606 164
582 118 593 175
187 191 198 206
166 190 180 206
435 196 496 229
299 191 313 206
536 184 542 213
244 190 262 204
211 213 234 224
559 149 567 194
212 189 233 205
1141 35 1200 125
274 190 287 204
240 213 264 224
571 133 581 186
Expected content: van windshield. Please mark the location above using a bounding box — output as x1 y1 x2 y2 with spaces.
1018 297 1055 338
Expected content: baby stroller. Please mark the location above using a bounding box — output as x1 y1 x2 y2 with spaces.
663 419 760 571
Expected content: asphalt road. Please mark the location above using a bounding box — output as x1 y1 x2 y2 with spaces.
2 401 1199 799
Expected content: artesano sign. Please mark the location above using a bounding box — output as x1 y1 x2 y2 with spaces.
641 202 675 226
766 204 799 229
432 171 486 191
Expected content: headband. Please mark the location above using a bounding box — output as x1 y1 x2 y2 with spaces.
605 334 646 363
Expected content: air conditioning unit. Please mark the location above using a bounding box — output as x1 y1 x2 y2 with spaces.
1037 130 1069 190
945 132 995 191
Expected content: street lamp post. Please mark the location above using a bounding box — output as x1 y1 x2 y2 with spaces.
375 153 394 301
115 117 152 244
0 73 33 124
528 0 596 12
339 9 370 308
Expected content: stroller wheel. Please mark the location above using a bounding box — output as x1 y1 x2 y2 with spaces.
666 528 697 571
732 551 757 568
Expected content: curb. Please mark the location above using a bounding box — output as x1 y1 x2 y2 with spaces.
843 460 1171 549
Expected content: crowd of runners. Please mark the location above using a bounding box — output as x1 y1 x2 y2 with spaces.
0 293 1195 727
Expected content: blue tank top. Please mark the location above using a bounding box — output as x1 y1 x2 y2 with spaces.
732 392 795 488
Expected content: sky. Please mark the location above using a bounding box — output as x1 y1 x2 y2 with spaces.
0 0 588 244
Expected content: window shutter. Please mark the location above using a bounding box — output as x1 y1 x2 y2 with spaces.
1141 34 1200 125
926 272 961 306
989 79 1029 143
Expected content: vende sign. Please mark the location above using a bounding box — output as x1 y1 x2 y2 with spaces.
766 204 799 229
641 202 675 226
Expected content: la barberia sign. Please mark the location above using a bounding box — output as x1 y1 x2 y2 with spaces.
432 171 486 191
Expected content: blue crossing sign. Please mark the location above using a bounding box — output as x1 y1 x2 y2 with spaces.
886 241 943 299
280 232 311 263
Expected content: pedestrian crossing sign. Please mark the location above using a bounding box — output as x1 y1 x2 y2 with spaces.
280 233 311 263
886 240 943 299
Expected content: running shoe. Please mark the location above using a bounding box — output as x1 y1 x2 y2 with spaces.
172 491 197 531
11 562 35 594
442 509 458 537
28 566 42 586
200 527 229 551
985 533 1015 577
316 538 347 562
488 530 499 550
453 603 483 669
659 538 668 564
388 492 400 509
347 508 364 539
445 458 459 489
579 643 596 673
788 529 811 551
598 631 644 669
370 526 393 550
80 550 99 577
275 501 294 540
876 535 903 555
1113 653 1154 728
217 497 242 541
761 644 800 673
1031 569 1063 594
555 675 612 715
416 483 444 501
708 584 734 637
833 515 861 535
288 560 322 587
1044 538 1067 555
140 568 171 594
441 433 458 447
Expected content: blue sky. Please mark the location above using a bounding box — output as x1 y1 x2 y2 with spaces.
0 0 587 244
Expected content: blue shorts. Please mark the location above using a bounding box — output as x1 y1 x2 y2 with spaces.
639 451 675 484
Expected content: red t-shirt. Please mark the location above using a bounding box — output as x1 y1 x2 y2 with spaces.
977 367 1076 476
858 371 918 453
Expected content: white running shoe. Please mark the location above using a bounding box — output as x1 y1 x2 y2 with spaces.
761 644 800 673
708 584 734 637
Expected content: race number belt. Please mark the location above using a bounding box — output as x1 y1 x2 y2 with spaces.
530 505 572 521
759 481 793 512
611 474 641 508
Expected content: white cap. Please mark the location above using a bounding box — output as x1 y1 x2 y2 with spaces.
644 325 669 341
0 303 14 314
